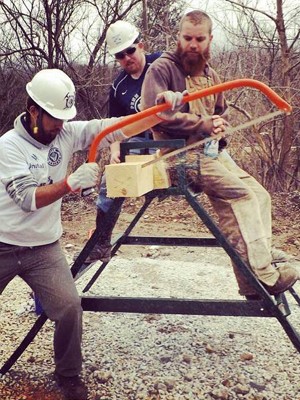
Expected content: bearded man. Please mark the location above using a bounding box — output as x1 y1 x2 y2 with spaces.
141 10 299 300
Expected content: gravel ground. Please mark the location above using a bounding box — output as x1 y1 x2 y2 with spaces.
1 245 300 400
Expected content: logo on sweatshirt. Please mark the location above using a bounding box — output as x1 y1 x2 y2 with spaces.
130 94 141 112
48 147 62 166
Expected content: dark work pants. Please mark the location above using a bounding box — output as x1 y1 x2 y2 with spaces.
0 240 82 376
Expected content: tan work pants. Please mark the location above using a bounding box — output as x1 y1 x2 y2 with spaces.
188 150 278 292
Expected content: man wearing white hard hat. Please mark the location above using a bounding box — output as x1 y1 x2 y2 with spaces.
80 20 161 264
0 68 183 400
105 20 161 119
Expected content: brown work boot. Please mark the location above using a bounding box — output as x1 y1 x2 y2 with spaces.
82 207 120 263
73 241 112 264
72 206 121 264
271 248 292 263
84 241 112 263
233 262 299 299
54 373 88 400
264 265 299 295
271 248 300 270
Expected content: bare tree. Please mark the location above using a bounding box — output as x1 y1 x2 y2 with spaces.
0 0 86 69
0 0 143 126
136 0 186 53
211 0 300 190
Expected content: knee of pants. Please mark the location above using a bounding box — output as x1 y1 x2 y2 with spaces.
63 292 82 311
46 294 82 322
62 299 83 321
213 186 258 206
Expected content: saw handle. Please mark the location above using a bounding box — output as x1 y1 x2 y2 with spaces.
88 78 292 163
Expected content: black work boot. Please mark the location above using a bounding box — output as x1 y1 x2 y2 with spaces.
84 207 121 263
54 372 88 400
83 240 112 263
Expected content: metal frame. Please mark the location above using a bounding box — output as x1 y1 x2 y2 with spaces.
1 139 300 377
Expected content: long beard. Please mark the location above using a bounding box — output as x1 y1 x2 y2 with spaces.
176 43 210 75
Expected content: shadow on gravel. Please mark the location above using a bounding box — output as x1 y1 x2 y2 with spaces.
0 370 63 400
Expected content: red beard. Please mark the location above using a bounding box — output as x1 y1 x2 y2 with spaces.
176 43 210 75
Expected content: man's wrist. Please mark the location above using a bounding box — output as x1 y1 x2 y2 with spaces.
156 113 168 121
64 177 73 193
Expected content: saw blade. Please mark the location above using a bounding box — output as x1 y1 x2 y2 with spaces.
141 109 284 168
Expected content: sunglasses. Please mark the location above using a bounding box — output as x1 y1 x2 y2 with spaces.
115 46 137 60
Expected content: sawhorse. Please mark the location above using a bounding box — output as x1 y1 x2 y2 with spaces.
1 139 300 376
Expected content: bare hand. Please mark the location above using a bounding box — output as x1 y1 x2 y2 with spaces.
110 150 121 164
211 115 228 137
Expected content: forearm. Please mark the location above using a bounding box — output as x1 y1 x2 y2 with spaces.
141 66 228 138
35 180 70 209
110 141 121 153
36 162 99 207
120 90 184 139
158 111 213 138
121 115 161 138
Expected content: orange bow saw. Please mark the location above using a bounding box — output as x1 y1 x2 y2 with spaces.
88 78 292 163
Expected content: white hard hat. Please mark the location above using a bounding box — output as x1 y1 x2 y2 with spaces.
26 69 77 120
106 21 140 55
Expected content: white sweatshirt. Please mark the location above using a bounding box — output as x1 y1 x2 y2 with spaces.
0 113 126 246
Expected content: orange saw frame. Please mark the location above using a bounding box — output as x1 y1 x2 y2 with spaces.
88 78 292 163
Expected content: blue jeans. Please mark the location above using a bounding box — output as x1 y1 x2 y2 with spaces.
96 137 156 212
0 240 83 376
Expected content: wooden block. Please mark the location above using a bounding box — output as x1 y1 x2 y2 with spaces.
106 155 170 198
153 159 171 189
125 154 155 163
106 161 154 198
125 155 170 190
